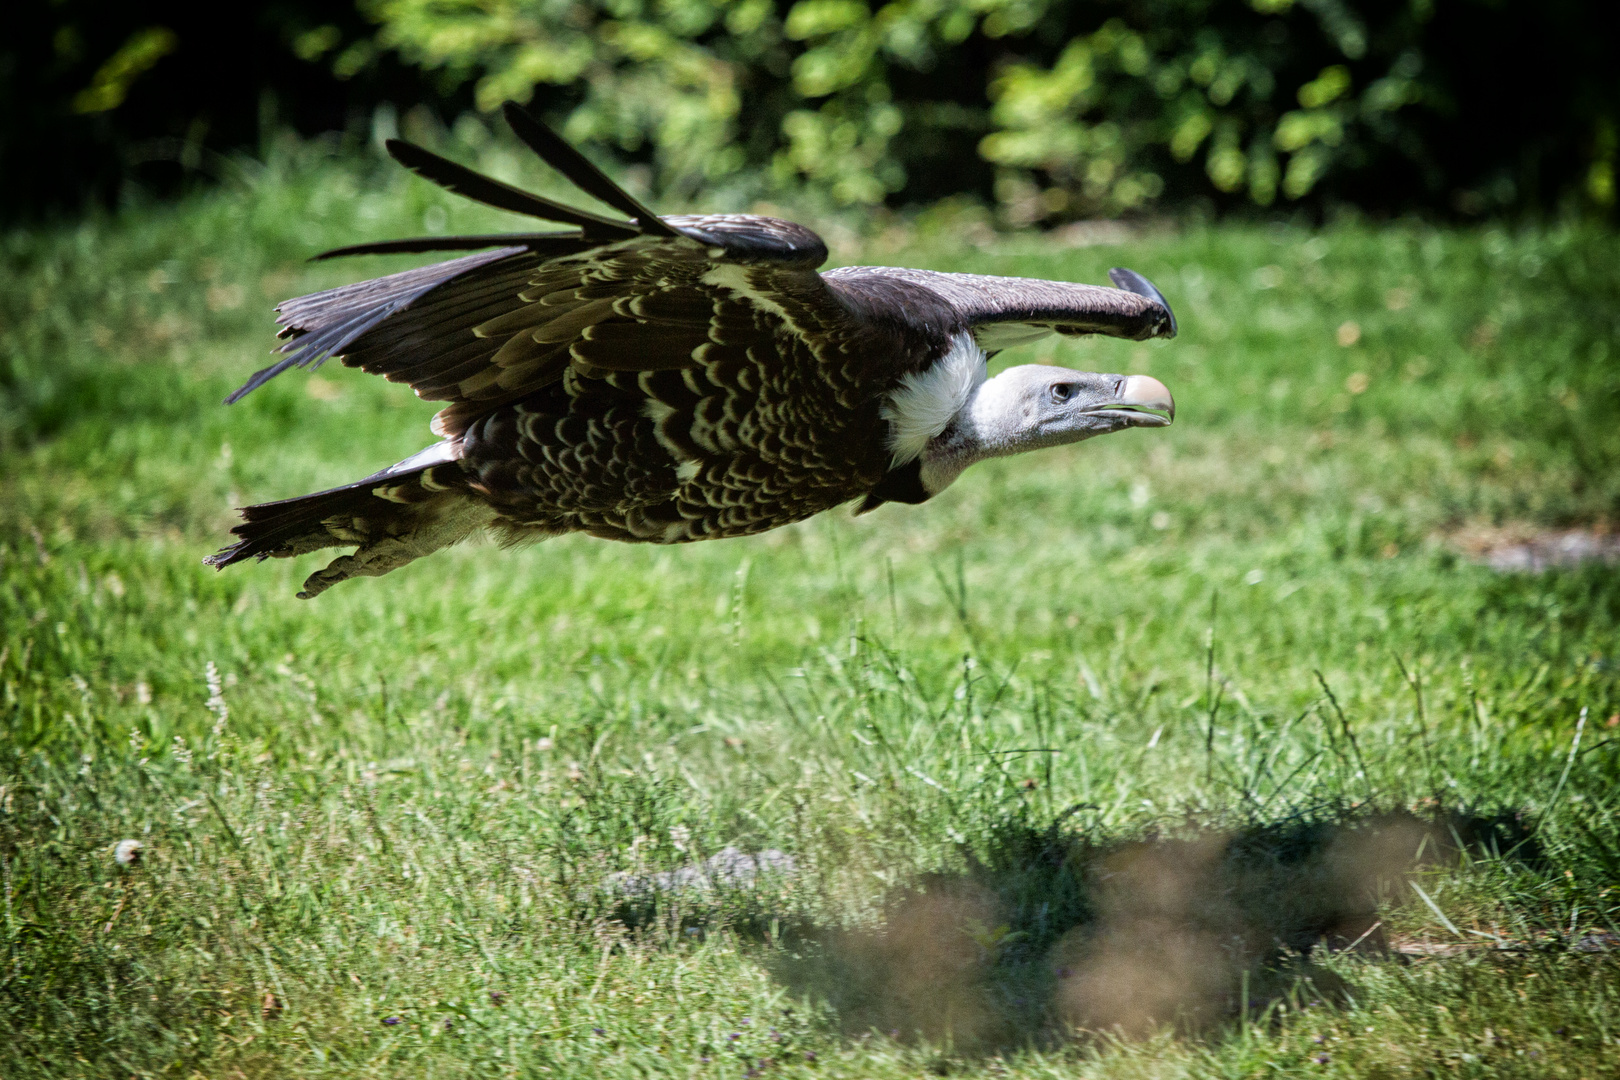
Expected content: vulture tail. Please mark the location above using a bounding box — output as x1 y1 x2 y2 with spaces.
204 446 491 598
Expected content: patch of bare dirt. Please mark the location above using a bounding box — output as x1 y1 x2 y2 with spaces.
1451 524 1620 572
1389 931 1619 960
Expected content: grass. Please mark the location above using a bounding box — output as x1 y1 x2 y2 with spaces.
3 130 1619 1077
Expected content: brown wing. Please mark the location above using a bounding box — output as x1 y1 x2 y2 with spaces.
236 213 860 440
226 101 850 427
824 266 1177 352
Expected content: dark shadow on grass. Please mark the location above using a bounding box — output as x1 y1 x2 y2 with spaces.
759 807 1539 1054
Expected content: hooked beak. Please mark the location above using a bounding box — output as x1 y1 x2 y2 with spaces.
1099 374 1175 426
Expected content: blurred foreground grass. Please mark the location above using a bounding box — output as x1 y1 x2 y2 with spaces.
2 139 1619 1077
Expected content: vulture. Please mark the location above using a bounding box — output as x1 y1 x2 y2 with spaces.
208 103 1178 598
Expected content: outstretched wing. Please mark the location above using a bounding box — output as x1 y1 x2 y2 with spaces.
827 266 1177 351
227 104 856 439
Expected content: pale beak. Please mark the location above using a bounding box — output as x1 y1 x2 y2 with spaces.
1118 374 1175 422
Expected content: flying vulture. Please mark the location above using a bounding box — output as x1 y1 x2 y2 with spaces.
208 103 1178 598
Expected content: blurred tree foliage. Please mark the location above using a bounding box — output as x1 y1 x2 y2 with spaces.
364 0 1616 221
3 1 1613 224
0 2 465 225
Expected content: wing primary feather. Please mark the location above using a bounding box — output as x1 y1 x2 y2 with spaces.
226 359 301 405
225 306 401 403
501 102 680 238
230 254 519 403
385 139 638 237
1107 267 1177 337
255 251 542 400
276 249 525 331
348 266 540 328
311 233 589 261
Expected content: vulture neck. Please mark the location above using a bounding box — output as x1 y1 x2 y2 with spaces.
918 373 1049 495
880 332 1068 498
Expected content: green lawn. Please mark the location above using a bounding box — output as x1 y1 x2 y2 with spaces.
3 138 1619 1078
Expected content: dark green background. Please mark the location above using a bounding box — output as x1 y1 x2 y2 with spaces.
6 0 1615 224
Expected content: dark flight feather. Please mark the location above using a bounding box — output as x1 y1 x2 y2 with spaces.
501 102 679 237
1107 267 1178 336
312 232 590 261
225 248 533 403
385 139 639 237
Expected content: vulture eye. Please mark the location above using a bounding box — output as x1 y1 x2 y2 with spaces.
1050 383 1077 403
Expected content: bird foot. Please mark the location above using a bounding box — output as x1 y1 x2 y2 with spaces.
297 543 417 599
295 499 496 598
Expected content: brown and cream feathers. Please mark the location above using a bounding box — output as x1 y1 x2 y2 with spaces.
208 102 1177 597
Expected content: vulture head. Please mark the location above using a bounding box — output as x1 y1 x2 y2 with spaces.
920 364 1173 494
971 366 1175 443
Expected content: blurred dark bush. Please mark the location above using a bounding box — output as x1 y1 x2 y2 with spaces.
365 0 1615 221
6 0 1616 224
1 2 465 225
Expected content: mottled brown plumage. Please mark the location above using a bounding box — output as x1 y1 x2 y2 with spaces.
208 103 1177 597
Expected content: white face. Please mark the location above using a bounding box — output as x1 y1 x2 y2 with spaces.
920 364 1174 494
970 364 1174 447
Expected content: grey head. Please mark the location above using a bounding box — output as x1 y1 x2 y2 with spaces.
854 263 1178 498
917 357 1175 495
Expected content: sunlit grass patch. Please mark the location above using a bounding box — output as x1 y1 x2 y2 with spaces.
1 143 1618 1077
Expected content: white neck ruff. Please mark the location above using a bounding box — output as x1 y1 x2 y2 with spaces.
879 332 987 468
